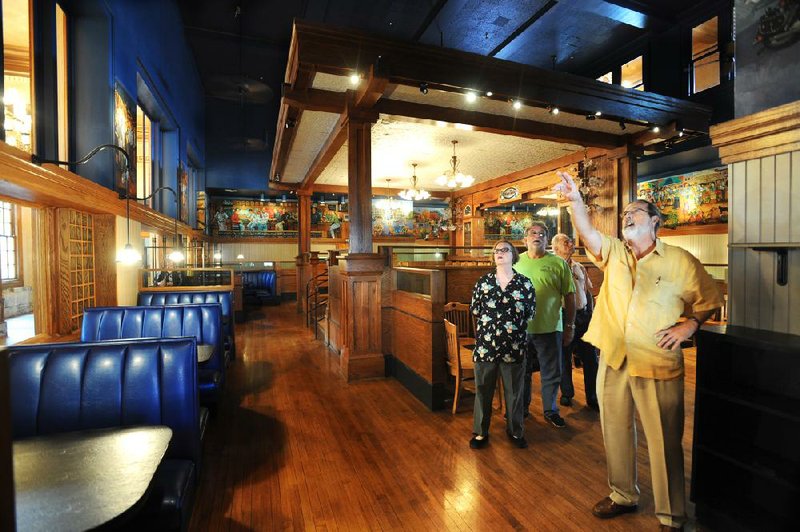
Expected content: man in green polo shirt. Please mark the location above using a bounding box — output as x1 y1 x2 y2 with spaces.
514 221 576 427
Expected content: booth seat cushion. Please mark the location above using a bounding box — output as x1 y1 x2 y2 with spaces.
81 304 225 404
241 271 278 302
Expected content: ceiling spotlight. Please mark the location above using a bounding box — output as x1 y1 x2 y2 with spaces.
512 100 522 110
678 130 685 137
595 111 602 117
585 113 596 121
419 82 429 95
349 73 360 85
619 120 626 131
651 125 660 133
465 92 477 103
486 91 493 97
550 106 559 115
285 118 297 129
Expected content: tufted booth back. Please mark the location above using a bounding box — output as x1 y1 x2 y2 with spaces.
138 291 235 359
242 271 277 295
80 304 224 377
7 338 201 464
137 291 232 321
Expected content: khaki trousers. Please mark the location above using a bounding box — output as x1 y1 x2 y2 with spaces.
597 357 686 528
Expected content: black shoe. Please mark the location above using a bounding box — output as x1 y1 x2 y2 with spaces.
545 412 566 428
469 435 489 449
506 430 528 448
560 396 573 407
587 400 600 412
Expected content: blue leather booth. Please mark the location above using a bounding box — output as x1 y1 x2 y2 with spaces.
7 337 201 531
138 291 236 361
241 270 279 304
80 304 225 404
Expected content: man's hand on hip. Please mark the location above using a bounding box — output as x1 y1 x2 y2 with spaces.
655 320 698 350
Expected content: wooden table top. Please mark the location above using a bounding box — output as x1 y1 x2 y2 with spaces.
13 425 172 532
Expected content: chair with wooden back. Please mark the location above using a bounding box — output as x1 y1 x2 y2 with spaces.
444 319 475 414
444 302 473 338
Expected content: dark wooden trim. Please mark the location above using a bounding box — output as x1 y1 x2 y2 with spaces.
375 99 622 149
386 355 446 411
299 114 347 191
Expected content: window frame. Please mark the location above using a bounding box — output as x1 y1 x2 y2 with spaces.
0 201 23 288
688 15 720 96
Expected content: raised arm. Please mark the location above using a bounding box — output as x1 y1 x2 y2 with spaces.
553 171 602 258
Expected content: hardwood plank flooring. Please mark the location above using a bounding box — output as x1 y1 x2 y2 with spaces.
189 303 703 531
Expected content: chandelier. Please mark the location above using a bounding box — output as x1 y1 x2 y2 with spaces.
398 163 430 201
435 140 474 189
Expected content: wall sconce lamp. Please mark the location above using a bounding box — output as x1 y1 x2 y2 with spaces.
32 144 183 265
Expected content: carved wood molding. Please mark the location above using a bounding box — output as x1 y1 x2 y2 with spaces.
710 100 800 164
0 142 194 236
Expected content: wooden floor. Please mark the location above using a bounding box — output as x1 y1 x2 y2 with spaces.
189 302 703 531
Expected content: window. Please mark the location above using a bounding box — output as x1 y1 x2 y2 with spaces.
691 16 720 94
56 3 69 162
136 106 153 206
0 201 19 282
597 72 612 84
2 0 34 152
621 56 644 91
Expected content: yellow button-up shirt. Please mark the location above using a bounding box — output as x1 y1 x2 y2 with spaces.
583 234 723 379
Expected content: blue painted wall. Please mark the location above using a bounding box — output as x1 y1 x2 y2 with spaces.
59 0 204 220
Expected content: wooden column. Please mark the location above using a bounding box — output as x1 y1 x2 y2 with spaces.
339 109 385 381
0 352 15 531
296 190 312 314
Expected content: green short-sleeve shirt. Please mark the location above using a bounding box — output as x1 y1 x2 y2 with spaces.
514 252 575 333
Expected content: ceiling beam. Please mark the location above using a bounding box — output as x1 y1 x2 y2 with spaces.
489 0 558 57
375 99 622 149
454 147 608 198
291 20 711 132
282 85 347 113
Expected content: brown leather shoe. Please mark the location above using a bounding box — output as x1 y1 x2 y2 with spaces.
592 496 637 519
658 525 683 531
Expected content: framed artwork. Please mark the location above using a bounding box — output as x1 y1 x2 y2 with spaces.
178 163 189 224
463 204 472 217
113 82 136 198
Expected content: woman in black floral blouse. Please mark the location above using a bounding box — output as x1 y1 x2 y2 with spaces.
469 239 536 449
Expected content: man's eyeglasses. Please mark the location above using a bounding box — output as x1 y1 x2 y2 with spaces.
493 247 512 254
526 231 546 237
620 207 649 219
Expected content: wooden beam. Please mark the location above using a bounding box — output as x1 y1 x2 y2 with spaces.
290 20 711 132
298 114 348 191
282 85 347 113
311 183 450 199
630 121 678 146
454 147 607 198
376 99 621 149
354 65 388 109
0 143 193 236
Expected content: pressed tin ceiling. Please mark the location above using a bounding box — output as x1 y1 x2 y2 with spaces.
313 117 581 188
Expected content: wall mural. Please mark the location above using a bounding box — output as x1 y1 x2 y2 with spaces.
371 200 450 240
484 206 558 240
211 199 299 237
113 81 136 198
735 0 800 117
637 166 728 228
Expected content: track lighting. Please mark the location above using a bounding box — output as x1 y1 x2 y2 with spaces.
349 73 360 85
547 105 559 115
619 120 626 131
585 114 596 121
465 92 477 103
512 100 522 110
595 111 602 117
419 82 429 94
651 125 660 133
486 91 493 97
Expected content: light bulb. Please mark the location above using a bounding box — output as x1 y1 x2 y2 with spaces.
116 243 141 264
168 249 185 263
435 175 448 186
213 252 222 260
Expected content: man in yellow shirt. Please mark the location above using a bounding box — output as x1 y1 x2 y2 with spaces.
554 171 722 531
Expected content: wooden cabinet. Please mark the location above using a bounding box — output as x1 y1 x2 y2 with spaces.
693 326 800 531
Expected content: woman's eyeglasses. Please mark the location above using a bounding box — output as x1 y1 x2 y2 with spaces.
494 247 512 254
